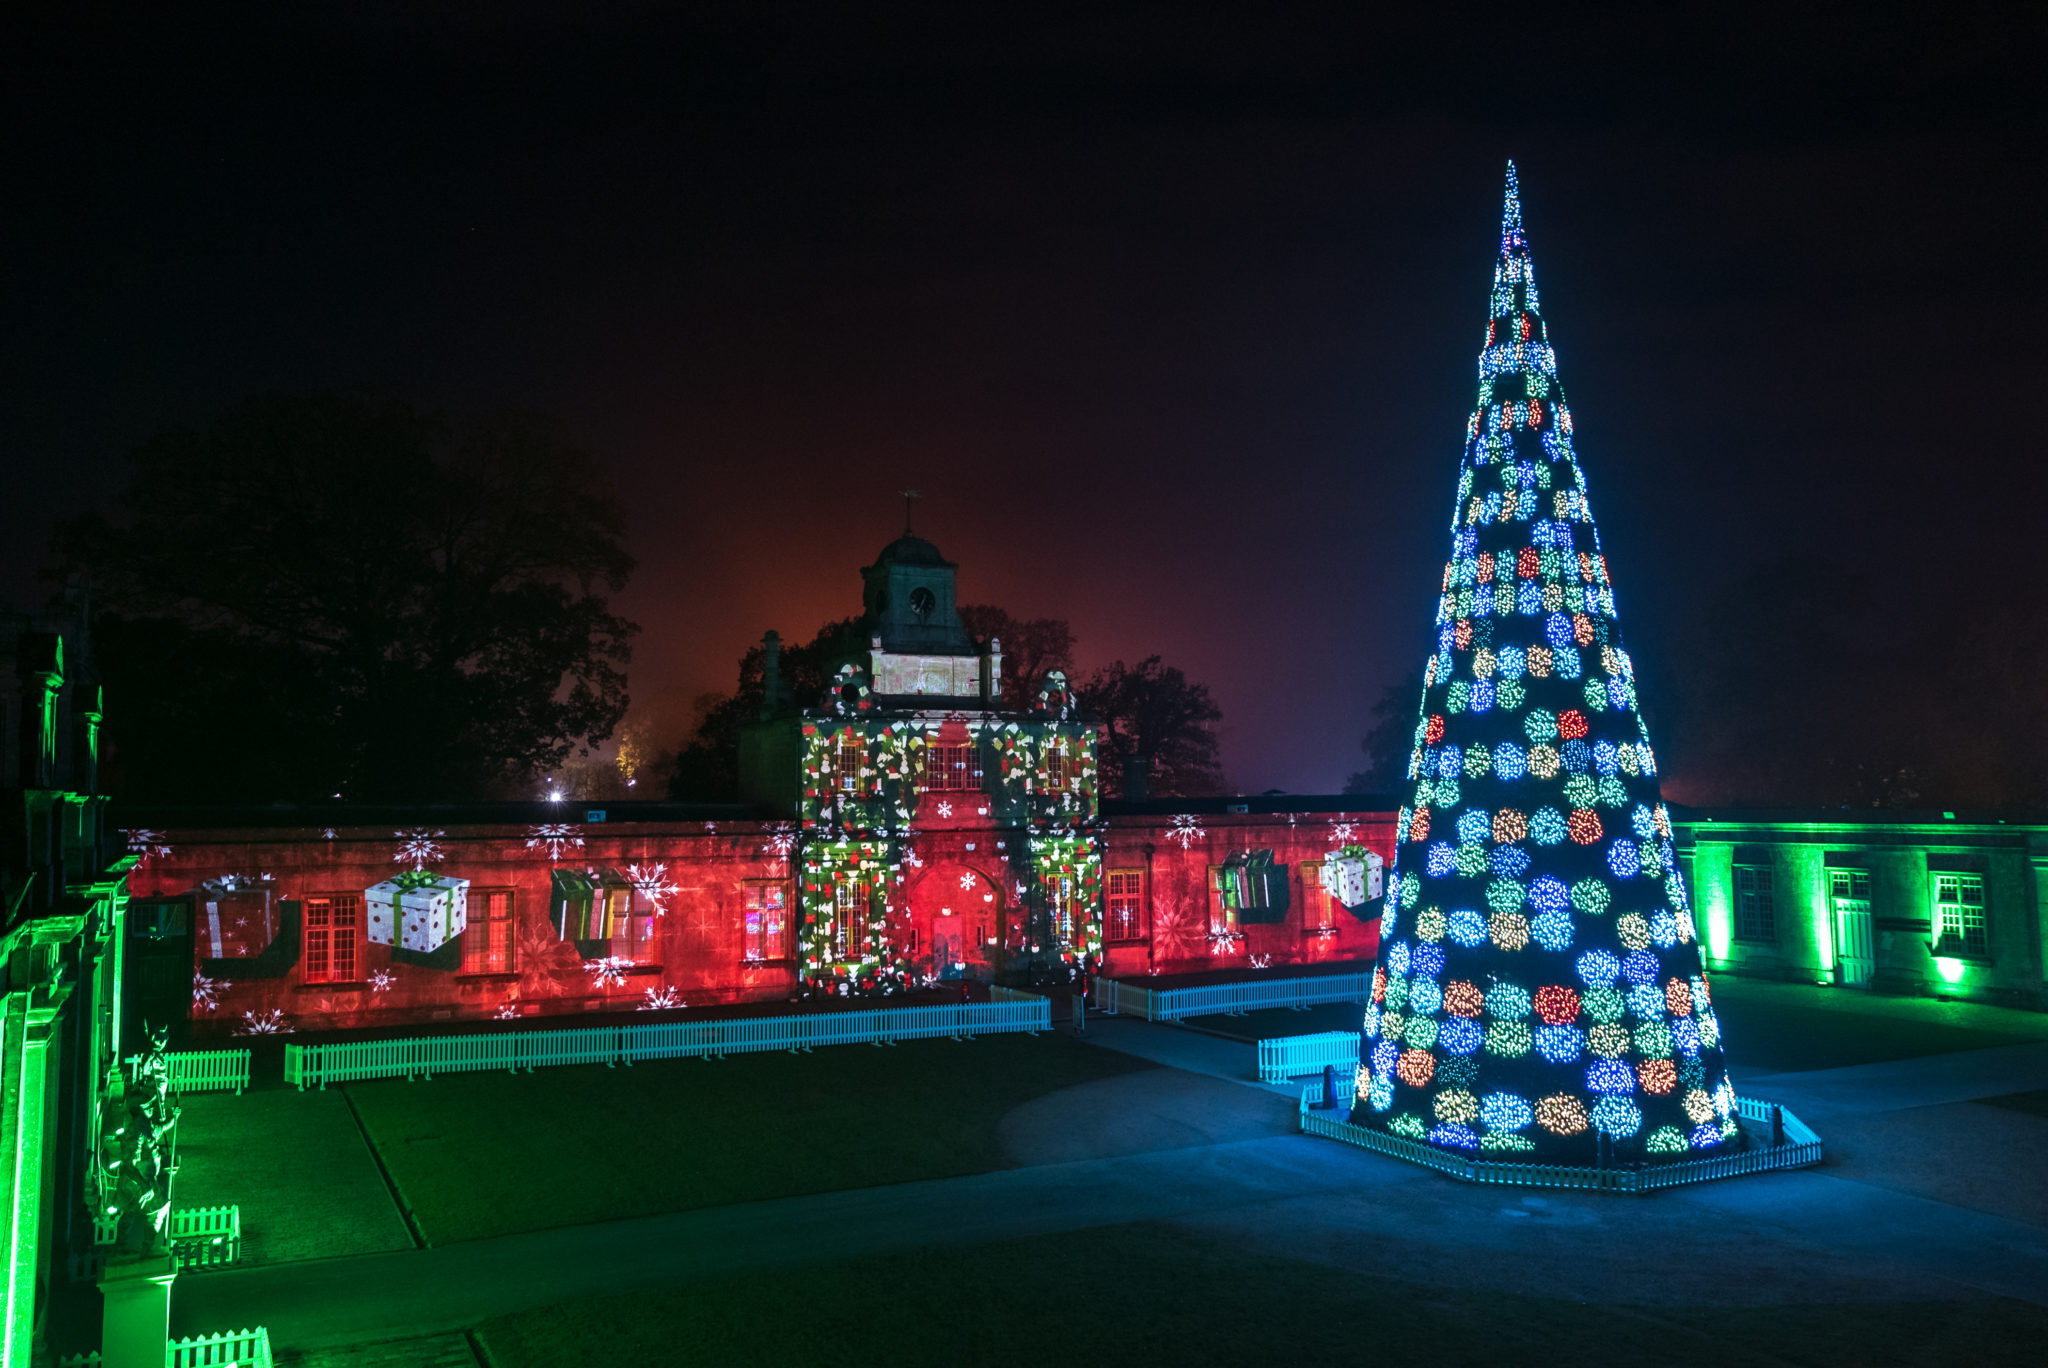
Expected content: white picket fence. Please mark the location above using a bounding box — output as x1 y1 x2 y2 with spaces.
169 1204 241 1270
1297 1076 1825 1193
283 997 1052 1089
1096 972 1371 1023
61 1327 272 1368
162 1049 251 1095
1256 1030 1361 1082
167 1327 271 1368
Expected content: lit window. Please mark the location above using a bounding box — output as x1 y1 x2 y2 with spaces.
833 883 867 958
1934 873 1987 957
1829 869 1871 901
1208 867 1238 938
743 881 791 962
836 732 865 794
1049 876 1075 944
461 889 516 974
601 885 658 963
1735 864 1775 941
1106 869 1145 942
1299 863 1338 936
922 743 982 792
1043 741 1069 792
303 894 361 984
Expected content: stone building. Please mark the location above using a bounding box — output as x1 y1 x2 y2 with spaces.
0 604 133 1368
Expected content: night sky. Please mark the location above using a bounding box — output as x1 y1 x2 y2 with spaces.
7 6 2045 795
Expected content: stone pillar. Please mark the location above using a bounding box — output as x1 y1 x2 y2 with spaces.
0 982 58 1368
98 1251 176 1368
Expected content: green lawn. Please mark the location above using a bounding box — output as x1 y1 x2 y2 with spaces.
1188 977 2048 1075
476 1219 2048 1368
345 1032 1151 1245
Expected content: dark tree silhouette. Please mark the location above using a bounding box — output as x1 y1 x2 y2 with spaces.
52 391 637 802
668 617 867 800
956 604 1075 709
1077 655 1226 798
1344 668 1423 799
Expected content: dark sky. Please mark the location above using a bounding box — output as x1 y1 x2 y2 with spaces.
6 5 2045 794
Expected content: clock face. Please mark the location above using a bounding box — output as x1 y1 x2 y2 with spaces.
909 587 936 620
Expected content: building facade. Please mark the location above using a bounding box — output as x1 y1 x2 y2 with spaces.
1 606 133 1368
104 536 2048 1041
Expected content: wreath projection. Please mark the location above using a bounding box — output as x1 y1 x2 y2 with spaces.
1355 164 1739 1163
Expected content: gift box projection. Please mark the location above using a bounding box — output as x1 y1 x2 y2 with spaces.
1353 165 1740 1163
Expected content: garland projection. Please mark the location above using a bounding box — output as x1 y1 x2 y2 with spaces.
1355 164 1739 1162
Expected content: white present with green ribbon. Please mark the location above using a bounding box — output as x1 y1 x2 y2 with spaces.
367 871 470 953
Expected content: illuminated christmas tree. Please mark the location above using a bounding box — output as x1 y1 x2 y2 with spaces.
1354 164 1739 1162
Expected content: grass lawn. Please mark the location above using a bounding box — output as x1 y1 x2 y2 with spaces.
476 1219 2048 1368
345 1032 1151 1245
1184 977 2048 1074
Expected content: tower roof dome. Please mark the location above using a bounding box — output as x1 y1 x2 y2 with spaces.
869 533 955 570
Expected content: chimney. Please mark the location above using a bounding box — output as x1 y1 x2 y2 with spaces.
760 631 783 719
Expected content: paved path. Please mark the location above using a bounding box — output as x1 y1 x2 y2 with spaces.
171 1016 2048 1355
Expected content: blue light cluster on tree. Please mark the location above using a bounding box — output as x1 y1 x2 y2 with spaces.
1355 164 1740 1162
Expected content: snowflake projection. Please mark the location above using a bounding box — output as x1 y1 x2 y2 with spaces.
584 957 633 988
935 800 954 818
639 986 685 1011
1329 821 1357 847
624 862 678 914
1249 953 1273 969
760 822 799 859
321 828 338 842
393 829 446 871
192 973 228 1013
493 1001 521 1021
1014 880 1029 899
958 872 979 891
236 1009 292 1035
525 823 584 861
704 821 718 834
367 969 397 994
1166 814 1205 849
124 828 173 868
901 846 925 869
1152 904 1210 960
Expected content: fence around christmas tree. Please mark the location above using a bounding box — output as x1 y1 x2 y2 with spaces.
1257 1030 1362 1082
1298 1074 1822 1193
283 995 1051 1088
1095 972 1370 1022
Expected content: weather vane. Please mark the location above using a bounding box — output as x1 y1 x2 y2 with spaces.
901 488 921 534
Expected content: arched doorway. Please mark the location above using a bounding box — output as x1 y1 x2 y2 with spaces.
902 861 1003 982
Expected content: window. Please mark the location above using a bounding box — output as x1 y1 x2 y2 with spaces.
1830 869 1871 902
1043 741 1069 792
603 885 658 963
743 881 791 962
1299 863 1338 936
836 732 865 794
1049 876 1075 945
462 888 516 974
1735 864 1775 941
833 882 868 958
1207 867 1238 939
303 894 361 984
923 743 982 792
1935 873 1987 957
1106 869 1145 942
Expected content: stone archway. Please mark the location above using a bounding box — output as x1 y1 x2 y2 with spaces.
903 861 1003 981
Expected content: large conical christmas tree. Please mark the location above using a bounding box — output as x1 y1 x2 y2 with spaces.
1354 164 1739 1163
